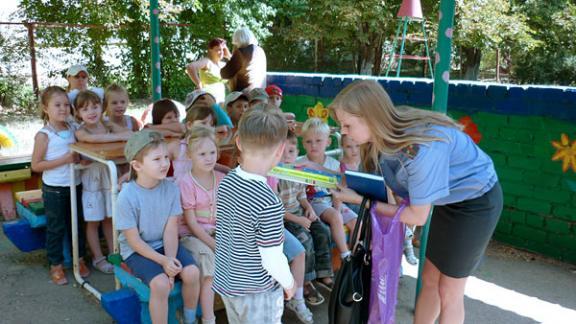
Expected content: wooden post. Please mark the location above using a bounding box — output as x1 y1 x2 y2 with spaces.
25 22 39 97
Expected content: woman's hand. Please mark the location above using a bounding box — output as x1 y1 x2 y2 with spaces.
330 184 363 205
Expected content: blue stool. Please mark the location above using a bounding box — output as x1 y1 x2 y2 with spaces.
2 218 46 252
114 265 183 324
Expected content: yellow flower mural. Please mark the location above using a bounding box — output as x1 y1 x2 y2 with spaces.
551 133 576 173
307 102 329 123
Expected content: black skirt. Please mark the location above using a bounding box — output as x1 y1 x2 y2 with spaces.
426 182 503 278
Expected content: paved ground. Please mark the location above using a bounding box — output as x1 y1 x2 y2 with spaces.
1 228 575 323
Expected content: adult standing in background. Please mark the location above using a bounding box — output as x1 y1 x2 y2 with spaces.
65 65 104 107
330 80 502 324
220 27 267 92
186 38 231 104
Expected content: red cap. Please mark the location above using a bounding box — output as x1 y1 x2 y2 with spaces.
265 85 283 97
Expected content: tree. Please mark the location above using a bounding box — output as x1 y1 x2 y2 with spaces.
454 0 536 80
512 0 576 86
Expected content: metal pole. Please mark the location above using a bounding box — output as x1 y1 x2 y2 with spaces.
25 22 39 97
150 0 162 101
415 0 456 302
396 17 410 77
421 20 434 78
385 20 403 77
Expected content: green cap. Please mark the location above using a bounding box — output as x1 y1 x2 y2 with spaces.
248 88 269 103
124 130 163 161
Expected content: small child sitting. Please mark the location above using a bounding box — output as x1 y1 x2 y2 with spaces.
281 130 332 307
224 91 249 129
214 108 296 323
296 118 357 271
184 89 233 133
146 99 186 137
117 130 200 324
266 85 296 122
176 125 225 324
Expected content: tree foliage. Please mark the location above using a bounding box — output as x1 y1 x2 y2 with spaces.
6 0 575 104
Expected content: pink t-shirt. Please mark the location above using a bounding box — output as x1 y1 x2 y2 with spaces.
176 170 225 237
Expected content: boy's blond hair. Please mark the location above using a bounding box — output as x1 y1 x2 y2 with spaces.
301 117 330 137
238 107 288 151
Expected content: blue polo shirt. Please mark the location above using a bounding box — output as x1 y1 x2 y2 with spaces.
379 125 498 206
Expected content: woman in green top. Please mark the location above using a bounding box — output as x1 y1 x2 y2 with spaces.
186 38 231 104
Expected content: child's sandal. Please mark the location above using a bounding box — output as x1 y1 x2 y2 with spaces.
315 277 334 292
92 256 114 274
304 282 325 306
50 265 68 285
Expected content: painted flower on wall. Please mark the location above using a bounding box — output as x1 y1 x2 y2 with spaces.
458 116 482 144
307 102 329 123
551 133 576 173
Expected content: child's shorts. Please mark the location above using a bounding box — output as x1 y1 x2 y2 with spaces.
221 286 283 324
81 163 112 222
180 236 215 277
311 200 358 225
125 246 196 285
283 229 305 262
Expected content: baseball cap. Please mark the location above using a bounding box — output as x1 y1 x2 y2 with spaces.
66 65 88 77
224 91 248 107
124 130 163 162
248 88 269 103
184 90 216 110
265 85 283 97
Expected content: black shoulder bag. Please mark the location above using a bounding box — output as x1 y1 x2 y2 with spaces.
329 197 372 324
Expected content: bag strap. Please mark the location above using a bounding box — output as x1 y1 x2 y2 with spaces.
350 197 370 249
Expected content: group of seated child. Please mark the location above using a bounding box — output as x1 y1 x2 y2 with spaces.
33 81 415 324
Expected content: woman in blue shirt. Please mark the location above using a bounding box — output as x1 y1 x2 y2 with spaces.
330 80 502 324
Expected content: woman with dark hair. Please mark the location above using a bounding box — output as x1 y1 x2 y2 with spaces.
220 27 267 92
186 38 231 103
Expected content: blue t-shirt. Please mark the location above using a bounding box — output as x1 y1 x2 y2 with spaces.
379 124 498 206
116 179 183 260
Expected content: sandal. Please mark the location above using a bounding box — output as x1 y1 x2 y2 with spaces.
79 258 91 277
315 277 334 292
92 256 113 274
50 265 68 285
304 282 325 306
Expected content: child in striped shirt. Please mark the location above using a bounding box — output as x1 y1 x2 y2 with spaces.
214 108 296 323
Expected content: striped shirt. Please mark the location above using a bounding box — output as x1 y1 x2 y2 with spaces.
214 167 287 297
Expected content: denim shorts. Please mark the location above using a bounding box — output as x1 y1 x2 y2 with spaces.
125 246 196 285
283 229 305 262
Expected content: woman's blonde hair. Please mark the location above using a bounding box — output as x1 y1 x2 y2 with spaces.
185 125 217 156
329 80 462 172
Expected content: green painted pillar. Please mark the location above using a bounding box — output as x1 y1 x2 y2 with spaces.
150 0 162 101
415 0 456 301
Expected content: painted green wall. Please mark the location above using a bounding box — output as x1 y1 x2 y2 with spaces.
282 94 576 264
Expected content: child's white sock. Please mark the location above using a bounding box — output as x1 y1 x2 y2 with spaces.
340 251 351 259
183 308 197 324
295 287 304 300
